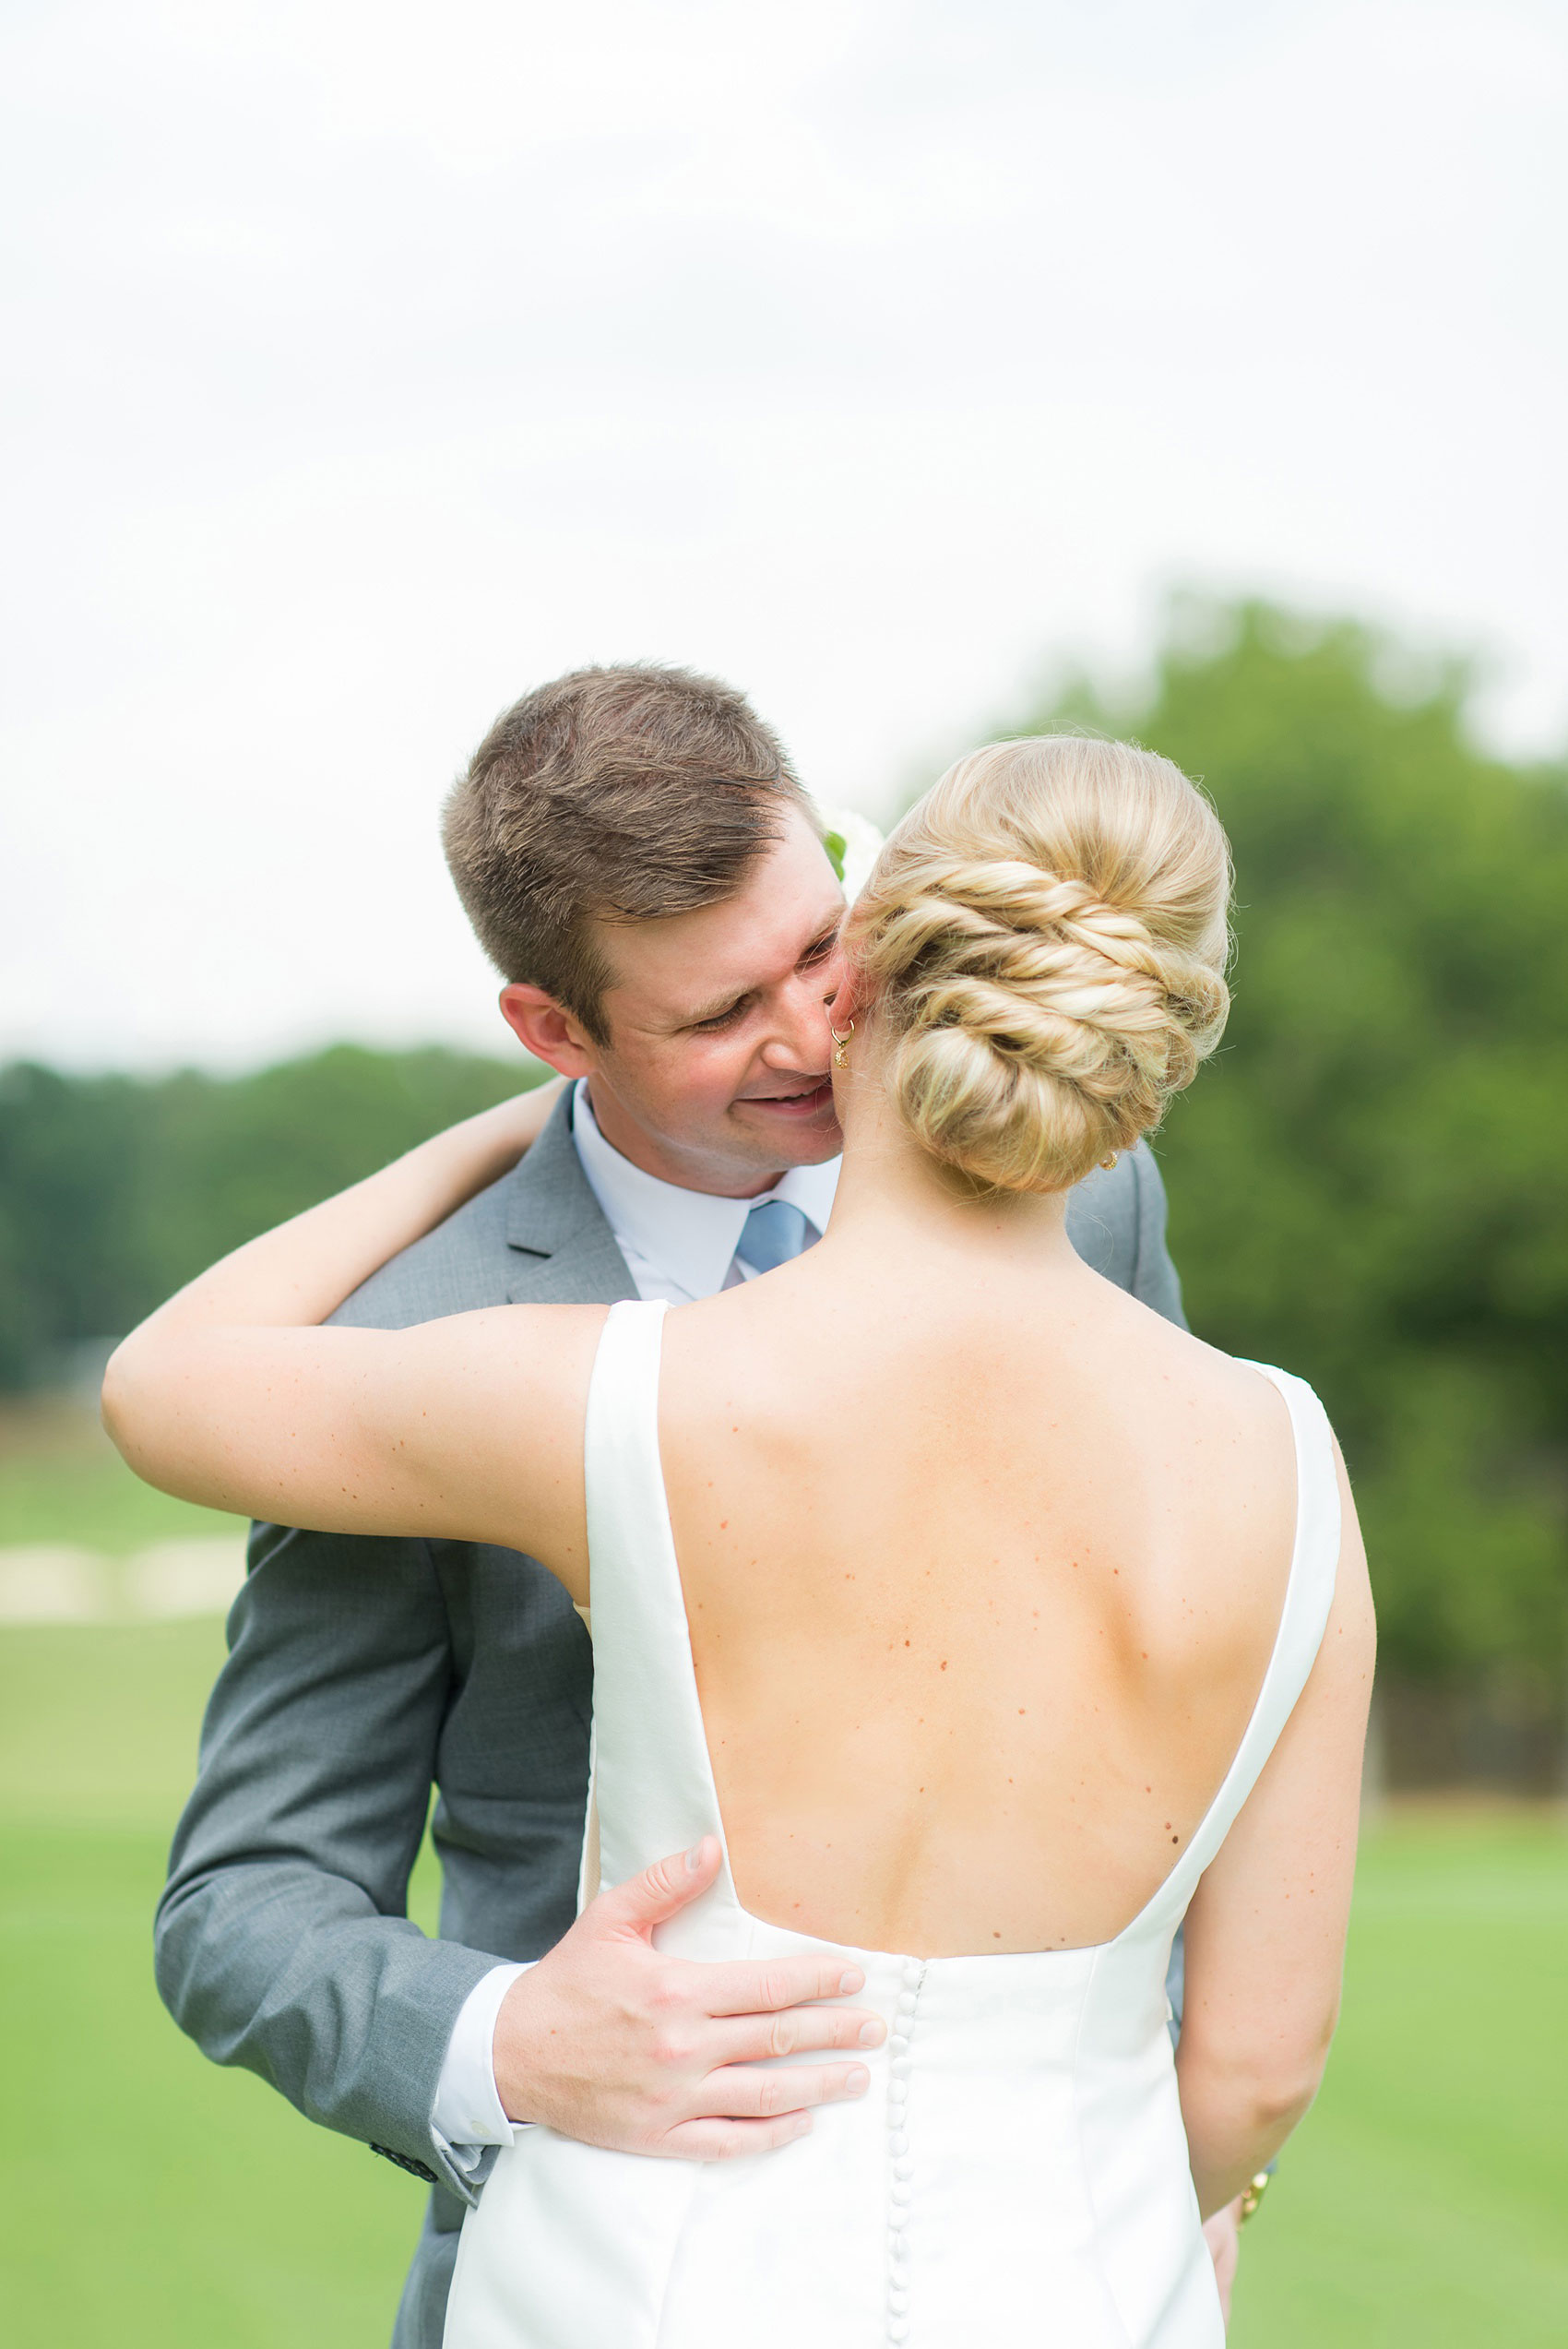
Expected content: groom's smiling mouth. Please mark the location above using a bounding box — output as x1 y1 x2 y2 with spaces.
741 1079 836 1121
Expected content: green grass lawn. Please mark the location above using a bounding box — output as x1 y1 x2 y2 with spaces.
0 1620 438 2347
1232 1811 1568 2345
2 1616 1564 2346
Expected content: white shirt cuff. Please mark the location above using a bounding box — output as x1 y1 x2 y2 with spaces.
431 1961 532 2162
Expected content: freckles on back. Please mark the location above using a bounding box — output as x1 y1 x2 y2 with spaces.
661 1294 1297 1956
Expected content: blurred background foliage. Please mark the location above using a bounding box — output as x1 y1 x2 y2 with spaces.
0 1045 536 1389
1013 599 1568 1767
3 598 1566 1762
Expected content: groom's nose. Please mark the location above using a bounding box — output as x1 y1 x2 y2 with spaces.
758 974 833 1076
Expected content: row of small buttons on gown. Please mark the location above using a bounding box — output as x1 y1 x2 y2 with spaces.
885 1958 927 2345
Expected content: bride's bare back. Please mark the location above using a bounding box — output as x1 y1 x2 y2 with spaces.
660 1237 1298 1959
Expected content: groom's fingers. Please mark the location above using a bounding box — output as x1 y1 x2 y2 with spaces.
494 1846 885 2155
692 2060 873 2121
661 2113 814 2161
699 1954 871 2018
587 1854 881 2043
713 2001 886 2065
597 1837 723 1932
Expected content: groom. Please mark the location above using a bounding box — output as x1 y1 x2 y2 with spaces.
156 664 1197 2346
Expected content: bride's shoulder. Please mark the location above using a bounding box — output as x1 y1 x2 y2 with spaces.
1123 1304 1315 1444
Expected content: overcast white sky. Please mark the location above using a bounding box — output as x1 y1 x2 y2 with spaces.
4 0 1564 1070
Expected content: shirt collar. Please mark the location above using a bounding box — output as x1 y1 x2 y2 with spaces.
571 1080 840 1302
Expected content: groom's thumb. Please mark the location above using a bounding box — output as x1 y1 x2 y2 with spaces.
604 1837 721 1934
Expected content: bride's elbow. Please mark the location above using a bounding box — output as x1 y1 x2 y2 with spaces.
101 1335 166 1478
1233 2059 1324 2145
1181 2008 1337 2144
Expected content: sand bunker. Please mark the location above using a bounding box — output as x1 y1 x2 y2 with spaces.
0 1536 247 1623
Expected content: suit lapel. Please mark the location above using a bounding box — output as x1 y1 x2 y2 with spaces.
504 1091 641 1307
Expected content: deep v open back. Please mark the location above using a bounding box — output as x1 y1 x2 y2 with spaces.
445 1300 1341 2349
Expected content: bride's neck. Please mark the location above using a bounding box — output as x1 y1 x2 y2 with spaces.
822 1049 1078 1275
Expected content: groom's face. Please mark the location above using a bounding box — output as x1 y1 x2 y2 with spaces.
502 804 848 1196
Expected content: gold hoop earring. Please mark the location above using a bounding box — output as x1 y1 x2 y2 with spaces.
1099 1153 1117 1171
829 1018 854 1070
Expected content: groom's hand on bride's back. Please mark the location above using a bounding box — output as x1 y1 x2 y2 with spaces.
493 1836 885 2158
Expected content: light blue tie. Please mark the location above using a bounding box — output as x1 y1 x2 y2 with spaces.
737 1198 814 1275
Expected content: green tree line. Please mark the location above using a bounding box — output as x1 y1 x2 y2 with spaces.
3 601 1565 1723
1013 601 1568 1722
0 1045 540 1387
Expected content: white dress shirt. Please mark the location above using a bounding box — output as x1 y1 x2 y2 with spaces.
430 1084 841 2173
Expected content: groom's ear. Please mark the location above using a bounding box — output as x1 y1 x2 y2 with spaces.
499 984 601 1079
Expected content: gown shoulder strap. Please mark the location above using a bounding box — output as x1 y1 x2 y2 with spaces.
580 1299 731 1901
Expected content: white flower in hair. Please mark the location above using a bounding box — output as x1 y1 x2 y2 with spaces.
814 806 885 905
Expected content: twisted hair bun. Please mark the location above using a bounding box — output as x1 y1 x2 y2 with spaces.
844 736 1232 1193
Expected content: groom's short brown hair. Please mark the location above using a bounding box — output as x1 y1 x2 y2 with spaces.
443 663 814 1043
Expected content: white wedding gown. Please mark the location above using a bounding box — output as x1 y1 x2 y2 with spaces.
444 1300 1339 2349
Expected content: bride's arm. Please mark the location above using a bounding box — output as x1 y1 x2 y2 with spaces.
1175 1443 1374 2216
100 1079 598 1588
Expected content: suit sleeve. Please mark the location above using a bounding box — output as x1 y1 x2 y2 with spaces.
154 1518 504 2203
1131 1148 1194 2036
1130 1146 1188 1330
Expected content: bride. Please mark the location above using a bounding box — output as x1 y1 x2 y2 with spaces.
104 734 1372 2347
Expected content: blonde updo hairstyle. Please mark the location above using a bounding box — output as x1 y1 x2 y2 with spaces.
843 736 1232 1194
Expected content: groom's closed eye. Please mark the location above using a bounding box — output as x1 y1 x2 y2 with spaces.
690 996 753 1033
684 928 841 1033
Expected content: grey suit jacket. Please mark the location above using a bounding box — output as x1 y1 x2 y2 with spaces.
155 1093 1185 2349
